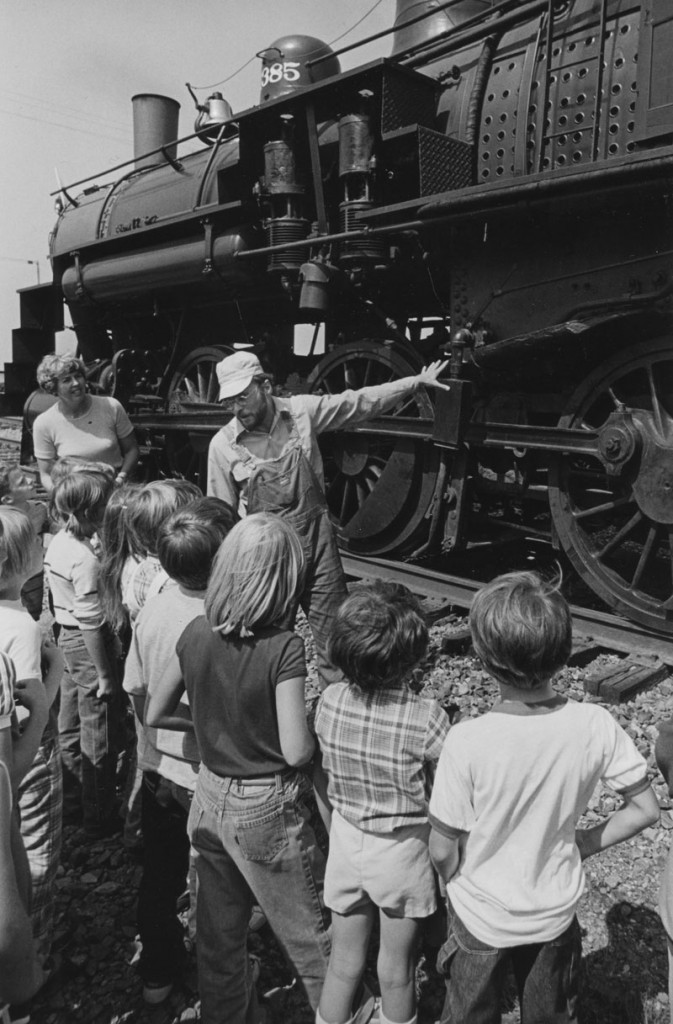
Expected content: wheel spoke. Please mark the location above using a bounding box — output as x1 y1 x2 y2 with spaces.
631 526 659 590
340 479 356 521
647 364 666 436
596 510 642 559
572 494 632 520
207 365 219 403
325 474 344 502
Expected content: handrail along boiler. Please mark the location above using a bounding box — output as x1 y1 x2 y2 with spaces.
9 0 673 634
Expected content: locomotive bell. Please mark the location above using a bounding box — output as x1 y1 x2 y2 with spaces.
194 92 236 141
258 35 340 104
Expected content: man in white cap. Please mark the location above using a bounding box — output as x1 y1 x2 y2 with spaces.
207 350 448 688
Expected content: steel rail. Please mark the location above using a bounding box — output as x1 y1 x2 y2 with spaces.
341 553 673 664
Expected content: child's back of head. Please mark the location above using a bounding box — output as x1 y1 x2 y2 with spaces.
329 580 429 693
157 497 237 591
125 480 202 558
51 467 115 540
50 456 113 488
0 507 39 585
205 512 304 637
469 570 572 690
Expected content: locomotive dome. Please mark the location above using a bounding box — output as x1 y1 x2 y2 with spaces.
258 35 340 104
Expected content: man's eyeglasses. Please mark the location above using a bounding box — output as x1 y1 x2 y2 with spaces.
221 382 259 413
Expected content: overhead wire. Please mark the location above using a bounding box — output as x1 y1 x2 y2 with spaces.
0 87 131 132
0 107 131 144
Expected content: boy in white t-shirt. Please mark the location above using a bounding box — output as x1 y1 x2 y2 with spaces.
429 571 659 1024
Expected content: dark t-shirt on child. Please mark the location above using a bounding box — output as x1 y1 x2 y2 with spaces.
176 616 306 778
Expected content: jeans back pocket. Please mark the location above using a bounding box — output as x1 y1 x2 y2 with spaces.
234 795 289 863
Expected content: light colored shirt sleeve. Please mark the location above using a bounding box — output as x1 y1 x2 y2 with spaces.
70 544 104 629
4 617 41 681
300 377 420 435
429 723 475 834
110 397 134 440
32 411 56 463
207 431 243 508
597 708 649 793
0 652 16 730
122 622 145 698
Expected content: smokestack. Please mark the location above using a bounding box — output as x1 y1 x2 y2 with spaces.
132 94 180 170
391 0 493 56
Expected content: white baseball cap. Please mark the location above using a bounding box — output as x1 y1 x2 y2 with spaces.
216 352 265 400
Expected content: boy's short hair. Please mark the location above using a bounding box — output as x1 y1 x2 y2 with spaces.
0 508 37 581
52 468 115 538
469 571 572 690
328 580 429 693
157 497 237 590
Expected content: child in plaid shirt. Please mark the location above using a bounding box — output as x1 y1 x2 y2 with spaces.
315 581 452 1024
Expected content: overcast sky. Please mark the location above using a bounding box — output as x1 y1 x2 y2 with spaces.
0 0 396 369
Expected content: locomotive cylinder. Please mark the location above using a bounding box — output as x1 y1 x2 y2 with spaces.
132 94 180 170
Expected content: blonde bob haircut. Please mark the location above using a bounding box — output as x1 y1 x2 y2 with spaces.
469 570 572 690
205 513 304 638
0 508 38 581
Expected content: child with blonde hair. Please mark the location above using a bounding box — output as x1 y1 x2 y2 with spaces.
147 513 330 1024
100 479 201 632
44 466 122 839
315 581 451 1024
0 507 65 1014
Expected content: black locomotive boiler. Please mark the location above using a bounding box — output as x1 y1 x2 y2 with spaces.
8 0 673 634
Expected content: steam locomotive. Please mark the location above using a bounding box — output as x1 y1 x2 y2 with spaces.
9 0 673 634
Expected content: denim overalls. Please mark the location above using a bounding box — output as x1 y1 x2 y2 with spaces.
232 422 348 689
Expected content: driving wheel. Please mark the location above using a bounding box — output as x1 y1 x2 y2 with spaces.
308 341 440 556
549 338 673 634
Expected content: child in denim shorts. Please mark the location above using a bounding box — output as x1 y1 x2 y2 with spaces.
315 580 451 1024
429 571 659 1024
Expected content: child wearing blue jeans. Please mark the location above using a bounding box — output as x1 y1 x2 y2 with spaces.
429 571 659 1024
44 467 122 839
315 580 451 1024
147 513 331 1024
123 496 236 1005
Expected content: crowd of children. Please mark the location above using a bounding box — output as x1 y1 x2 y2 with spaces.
0 451 671 1024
